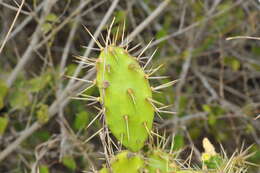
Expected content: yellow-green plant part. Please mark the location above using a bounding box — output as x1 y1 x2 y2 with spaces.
201 138 223 170
99 151 144 173
96 46 154 152
145 149 177 173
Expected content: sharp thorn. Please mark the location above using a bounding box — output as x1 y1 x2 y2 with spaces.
65 75 93 83
106 17 115 47
84 128 103 143
152 80 179 91
128 42 142 53
83 25 103 49
86 110 104 129
143 48 158 69
137 39 153 60
148 76 170 80
124 115 130 141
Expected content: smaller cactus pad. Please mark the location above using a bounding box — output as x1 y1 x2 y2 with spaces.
145 149 177 173
99 151 144 173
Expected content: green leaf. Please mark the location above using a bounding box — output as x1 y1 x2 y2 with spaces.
73 111 89 130
65 64 77 76
39 165 49 173
9 90 30 109
45 13 58 22
62 156 76 171
114 10 126 24
248 145 260 164
172 135 184 150
27 73 51 93
42 23 52 34
36 104 49 124
202 104 211 113
208 114 217 126
252 46 260 56
224 57 240 71
251 63 260 71
178 96 188 116
0 80 8 109
0 116 9 135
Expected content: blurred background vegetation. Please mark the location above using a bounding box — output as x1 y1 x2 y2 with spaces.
0 0 259 172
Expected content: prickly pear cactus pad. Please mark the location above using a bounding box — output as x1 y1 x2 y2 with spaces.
99 151 144 173
96 46 154 152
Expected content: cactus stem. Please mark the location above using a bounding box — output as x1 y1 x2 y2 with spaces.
83 25 103 49
124 115 130 141
86 109 104 129
143 48 157 70
151 80 179 91
137 39 153 60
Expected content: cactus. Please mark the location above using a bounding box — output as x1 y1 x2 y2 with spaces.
75 22 177 152
77 22 253 173
98 139 253 173
96 46 154 151
99 151 144 173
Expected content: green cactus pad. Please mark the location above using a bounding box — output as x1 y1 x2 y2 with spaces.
96 46 154 151
99 151 144 173
145 150 177 173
